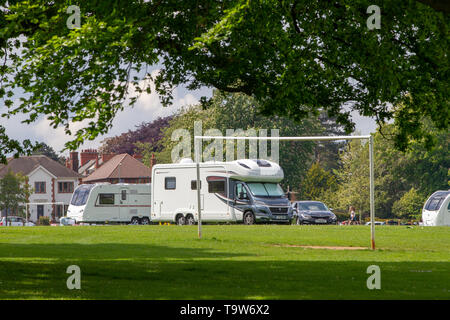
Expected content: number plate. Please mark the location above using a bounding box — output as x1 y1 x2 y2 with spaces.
274 215 287 220
316 219 327 223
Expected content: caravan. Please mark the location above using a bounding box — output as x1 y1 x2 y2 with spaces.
67 183 151 224
151 159 292 225
422 190 450 226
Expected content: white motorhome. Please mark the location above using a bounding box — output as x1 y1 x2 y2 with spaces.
422 190 450 226
67 183 151 224
151 159 292 225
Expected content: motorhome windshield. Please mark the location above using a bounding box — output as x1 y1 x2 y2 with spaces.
70 185 94 206
247 183 284 197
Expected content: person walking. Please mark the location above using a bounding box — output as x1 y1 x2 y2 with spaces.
349 206 358 225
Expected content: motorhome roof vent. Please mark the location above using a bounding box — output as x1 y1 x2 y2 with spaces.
179 158 194 164
255 159 271 167
238 162 251 169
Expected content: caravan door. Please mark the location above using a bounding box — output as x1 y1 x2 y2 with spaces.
119 188 129 221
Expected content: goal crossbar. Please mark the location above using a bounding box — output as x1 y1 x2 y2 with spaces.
194 135 376 250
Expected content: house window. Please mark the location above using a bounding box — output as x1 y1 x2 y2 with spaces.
56 205 64 218
165 177 176 190
35 182 46 193
98 194 115 205
58 182 74 193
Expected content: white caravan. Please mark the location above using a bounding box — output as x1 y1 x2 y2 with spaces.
151 159 292 225
67 183 151 224
422 190 450 226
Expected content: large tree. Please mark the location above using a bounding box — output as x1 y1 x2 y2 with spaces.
0 169 31 224
0 1 448 162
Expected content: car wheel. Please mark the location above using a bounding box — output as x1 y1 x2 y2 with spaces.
176 215 186 226
141 217 150 225
130 217 140 225
243 212 255 225
185 215 195 225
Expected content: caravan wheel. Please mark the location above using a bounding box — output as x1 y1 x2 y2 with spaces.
130 217 140 225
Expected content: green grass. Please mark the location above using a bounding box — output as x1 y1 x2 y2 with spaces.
0 225 449 299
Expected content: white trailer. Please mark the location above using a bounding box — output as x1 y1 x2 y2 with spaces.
151 158 292 225
422 190 450 226
67 183 151 224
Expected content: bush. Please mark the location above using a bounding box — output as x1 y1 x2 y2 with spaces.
39 216 50 226
392 188 425 219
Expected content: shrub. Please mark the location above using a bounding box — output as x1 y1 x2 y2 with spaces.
39 216 50 226
392 188 425 219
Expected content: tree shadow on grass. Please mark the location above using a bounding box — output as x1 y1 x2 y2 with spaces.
0 243 448 300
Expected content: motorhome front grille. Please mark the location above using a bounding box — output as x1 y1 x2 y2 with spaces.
269 207 289 214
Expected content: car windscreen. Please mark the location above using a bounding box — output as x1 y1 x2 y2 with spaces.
246 183 284 197
70 184 95 206
425 193 449 211
298 202 328 211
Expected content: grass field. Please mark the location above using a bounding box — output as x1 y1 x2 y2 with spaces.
0 225 449 300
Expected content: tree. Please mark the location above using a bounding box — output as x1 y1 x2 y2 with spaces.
299 162 338 201
99 116 173 155
392 187 426 219
138 90 323 191
0 1 448 161
32 142 65 164
0 170 32 225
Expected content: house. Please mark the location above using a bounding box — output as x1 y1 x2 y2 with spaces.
0 155 81 222
82 153 154 184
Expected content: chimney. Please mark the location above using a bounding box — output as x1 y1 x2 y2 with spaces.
150 153 156 170
80 149 98 167
65 158 71 169
101 153 116 164
69 152 79 172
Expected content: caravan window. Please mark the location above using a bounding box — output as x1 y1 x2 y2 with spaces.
99 194 115 205
121 190 127 201
165 177 176 190
207 176 226 196
425 192 449 211
71 185 94 206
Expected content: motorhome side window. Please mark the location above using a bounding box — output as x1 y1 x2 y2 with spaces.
191 180 201 190
165 177 176 190
98 194 115 205
207 177 226 196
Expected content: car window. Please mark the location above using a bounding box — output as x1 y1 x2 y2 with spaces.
298 203 328 211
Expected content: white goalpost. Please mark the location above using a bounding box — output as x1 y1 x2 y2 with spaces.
194 135 376 250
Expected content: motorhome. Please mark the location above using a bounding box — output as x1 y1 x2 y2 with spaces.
67 183 151 224
151 159 292 225
422 190 450 226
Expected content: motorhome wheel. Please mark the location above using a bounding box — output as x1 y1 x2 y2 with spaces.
243 212 255 225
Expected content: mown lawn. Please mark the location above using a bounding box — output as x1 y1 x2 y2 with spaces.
0 225 448 299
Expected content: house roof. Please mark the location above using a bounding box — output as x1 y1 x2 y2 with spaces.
0 155 81 178
83 154 151 182
78 159 96 176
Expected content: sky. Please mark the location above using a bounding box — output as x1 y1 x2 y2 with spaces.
2 72 377 157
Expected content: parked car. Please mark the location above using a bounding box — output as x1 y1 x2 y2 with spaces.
59 216 76 226
0 216 35 226
365 221 385 225
292 201 337 225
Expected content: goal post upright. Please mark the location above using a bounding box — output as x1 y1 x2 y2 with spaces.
194 135 376 250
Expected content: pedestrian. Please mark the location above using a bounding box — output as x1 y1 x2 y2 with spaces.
349 206 358 225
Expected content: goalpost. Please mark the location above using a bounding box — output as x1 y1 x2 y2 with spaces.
194 135 376 250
